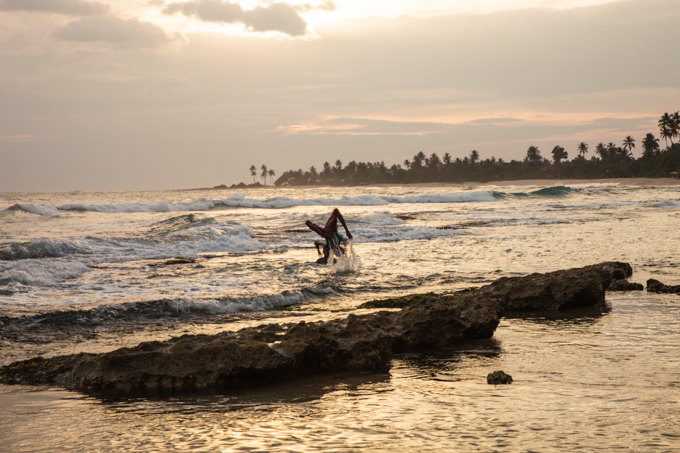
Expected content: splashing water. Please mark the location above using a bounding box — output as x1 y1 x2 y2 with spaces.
329 239 362 273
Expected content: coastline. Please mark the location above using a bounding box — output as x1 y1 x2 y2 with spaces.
206 177 680 191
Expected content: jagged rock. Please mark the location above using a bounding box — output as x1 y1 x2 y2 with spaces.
646 279 680 294
358 292 443 309
607 280 644 291
477 261 631 311
487 370 513 384
0 262 631 395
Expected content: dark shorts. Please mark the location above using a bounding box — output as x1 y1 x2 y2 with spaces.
324 233 345 256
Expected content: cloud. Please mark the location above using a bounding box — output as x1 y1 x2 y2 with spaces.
278 117 447 136
53 16 175 49
163 0 313 36
295 0 336 13
0 0 109 16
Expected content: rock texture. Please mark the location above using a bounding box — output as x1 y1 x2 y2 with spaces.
608 280 644 291
0 262 631 395
487 370 513 385
646 279 680 294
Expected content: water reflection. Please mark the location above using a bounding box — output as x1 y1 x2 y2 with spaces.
100 371 392 415
503 304 610 326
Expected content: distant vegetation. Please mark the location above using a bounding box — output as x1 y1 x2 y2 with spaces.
242 111 680 187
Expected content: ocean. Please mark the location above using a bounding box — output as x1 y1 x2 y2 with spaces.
1 183 679 452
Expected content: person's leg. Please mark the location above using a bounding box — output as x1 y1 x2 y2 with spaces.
305 220 325 236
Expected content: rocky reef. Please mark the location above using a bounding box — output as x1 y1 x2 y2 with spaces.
646 279 680 294
608 280 644 291
0 262 631 395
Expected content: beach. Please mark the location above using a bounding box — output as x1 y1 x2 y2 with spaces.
1 182 679 451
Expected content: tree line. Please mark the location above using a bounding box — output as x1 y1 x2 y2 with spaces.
253 111 680 186
246 164 276 186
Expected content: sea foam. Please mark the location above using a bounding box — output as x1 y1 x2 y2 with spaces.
0 260 90 286
10 191 498 215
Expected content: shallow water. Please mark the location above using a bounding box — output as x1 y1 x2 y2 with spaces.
1 184 679 451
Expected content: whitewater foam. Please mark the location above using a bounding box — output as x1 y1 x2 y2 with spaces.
8 191 499 215
0 260 90 286
167 291 305 314
328 239 362 273
7 203 60 216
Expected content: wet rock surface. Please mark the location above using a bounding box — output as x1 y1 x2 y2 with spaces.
487 370 513 385
646 279 680 294
0 262 631 395
608 280 644 291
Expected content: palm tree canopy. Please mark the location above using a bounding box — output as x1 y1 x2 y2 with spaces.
525 146 541 163
577 142 589 156
551 146 568 164
622 136 635 151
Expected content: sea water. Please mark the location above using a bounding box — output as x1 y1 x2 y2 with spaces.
0 183 679 452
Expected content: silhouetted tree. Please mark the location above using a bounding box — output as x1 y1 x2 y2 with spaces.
249 165 257 184
577 142 589 157
525 146 542 164
623 136 636 157
260 164 268 185
642 133 660 158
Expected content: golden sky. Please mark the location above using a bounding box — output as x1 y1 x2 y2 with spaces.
0 0 678 190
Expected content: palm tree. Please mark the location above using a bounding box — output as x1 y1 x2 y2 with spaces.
403 159 411 169
443 153 452 165
414 151 426 166
249 165 257 184
642 133 660 158
525 146 541 164
260 164 268 185
659 112 675 147
577 142 589 157
470 150 480 164
551 146 568 166
622 136 635 157
268 169 275 185
334 160 343 171
672 111 680 144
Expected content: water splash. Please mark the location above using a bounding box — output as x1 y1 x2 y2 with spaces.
329 239 362 273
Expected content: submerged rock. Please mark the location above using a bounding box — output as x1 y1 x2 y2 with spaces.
646 279 680 294
487 370 513 385
0 262 631 395
608 280 644 292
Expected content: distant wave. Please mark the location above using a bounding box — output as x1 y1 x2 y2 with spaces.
529 186 580 196
0 217 265 263
352 225 468 243
3 192 497 216
493 186 580 199
651 199 680 209
6 203 61 215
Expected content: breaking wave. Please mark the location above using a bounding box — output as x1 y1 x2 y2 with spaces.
0 218 265 263
6 203 61 216
0 260 90 286
4 192 497 215
0 238 97 261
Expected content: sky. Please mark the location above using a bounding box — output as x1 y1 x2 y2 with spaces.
0 0 678 192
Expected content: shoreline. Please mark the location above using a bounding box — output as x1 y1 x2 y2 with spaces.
204 177 680 191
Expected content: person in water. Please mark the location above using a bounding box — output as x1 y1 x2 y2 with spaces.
305 208 353 264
